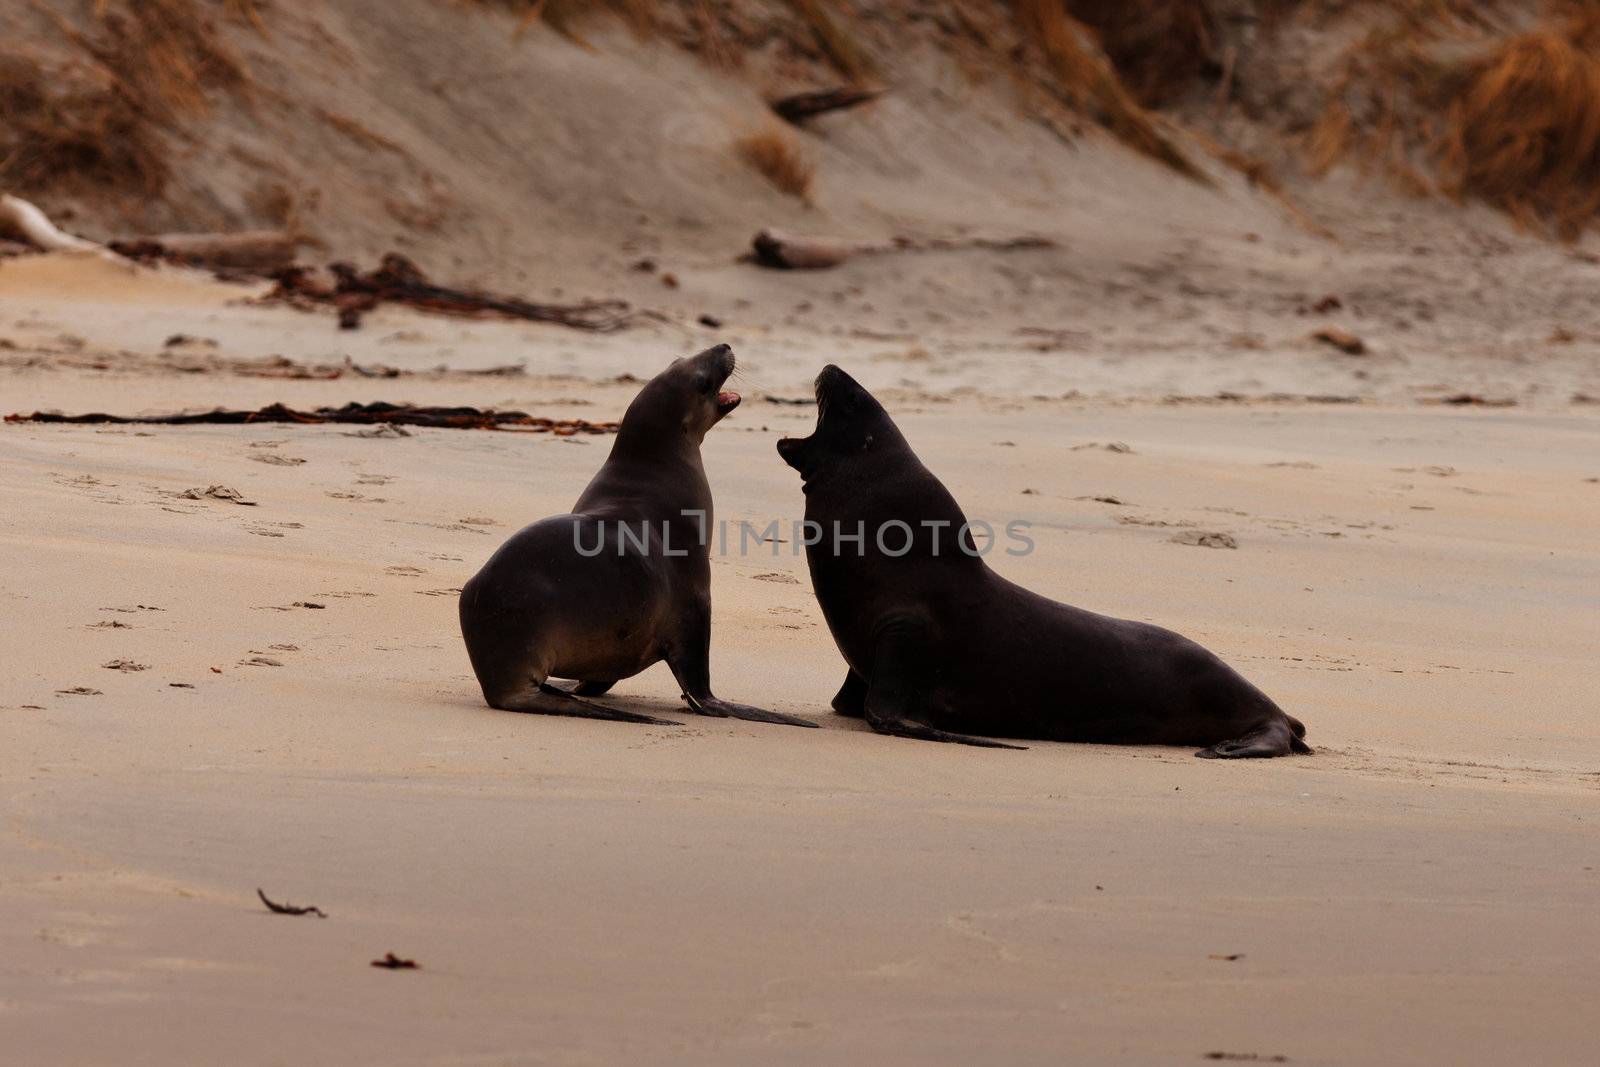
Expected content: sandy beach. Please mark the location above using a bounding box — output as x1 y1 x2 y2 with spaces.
7 2 1600 1059
3 251 1597 1065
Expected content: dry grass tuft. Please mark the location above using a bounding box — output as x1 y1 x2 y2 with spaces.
1014 0 1203 178
483 0 658 43
0 51 168 197
1438 9 1600 238
1066 0 1215 107
785 0 875 83
1 0 254 199
735 127 815 200
1297 2 1600 237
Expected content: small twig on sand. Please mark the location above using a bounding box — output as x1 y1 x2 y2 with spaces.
769 86 886 124
371 952 419 969
257 887 327 918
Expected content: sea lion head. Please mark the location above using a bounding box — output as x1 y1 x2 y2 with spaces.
624 343 742 442
776 364 895 483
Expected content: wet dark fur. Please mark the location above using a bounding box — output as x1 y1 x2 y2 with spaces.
777 365 1311 757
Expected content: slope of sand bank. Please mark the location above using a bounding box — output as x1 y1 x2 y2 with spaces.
3 258 1598 1064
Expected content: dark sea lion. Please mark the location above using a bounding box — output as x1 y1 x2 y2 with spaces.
460 344 814 729
775 365 1311 757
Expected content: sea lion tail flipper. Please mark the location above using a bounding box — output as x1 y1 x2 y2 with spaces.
488 683 682 726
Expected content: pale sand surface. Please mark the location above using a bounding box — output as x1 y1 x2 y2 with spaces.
3 260 1599 1065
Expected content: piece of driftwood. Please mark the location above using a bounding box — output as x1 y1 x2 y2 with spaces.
0 193 118 258
769 86 885 124
110 231 299 273
1311 327 1367 355
750 229 859 269
5 401 620 434
748 228 1056 270
266 253 631 332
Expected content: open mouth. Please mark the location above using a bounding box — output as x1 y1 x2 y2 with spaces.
716 389 741 416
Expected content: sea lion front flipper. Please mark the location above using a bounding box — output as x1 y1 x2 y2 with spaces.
862 621 1027 750
489 682 682 726
831 670 867 717
870 716 1028 750
664 610 818 728
683 693 820 728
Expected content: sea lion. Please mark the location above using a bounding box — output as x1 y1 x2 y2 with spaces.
775 365 1311 757
460 343 814 729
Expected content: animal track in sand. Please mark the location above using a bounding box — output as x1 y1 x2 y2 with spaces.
251 454 306 466
384 519 490 535
246 522 303 538
416 588 462 596
750 572 801 584
355 474 394 485
327 491 387 503
385 565 427 576
178 485 256 506
102 659 150 672
1116 515 1196 529
101 605 163 613
57 686 103 696
1170 530 1239 549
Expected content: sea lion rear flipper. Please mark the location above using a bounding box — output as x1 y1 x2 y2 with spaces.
488 682 681 726
1195 717 1303 758
862 621 1026 750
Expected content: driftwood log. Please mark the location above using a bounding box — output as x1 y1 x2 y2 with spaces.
0 194 111 255
750 229 859 270
1 193 295 275
110 231 299 273
749 228 1056 270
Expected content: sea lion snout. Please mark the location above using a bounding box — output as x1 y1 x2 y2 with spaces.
694 342 735 377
